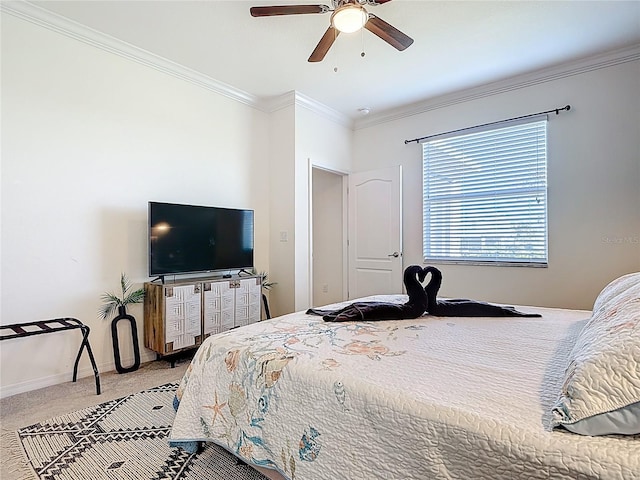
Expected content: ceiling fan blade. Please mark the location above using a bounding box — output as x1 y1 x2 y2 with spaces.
366 0 393 4
250 5 329 17
364 14 414 51
308 26 339 62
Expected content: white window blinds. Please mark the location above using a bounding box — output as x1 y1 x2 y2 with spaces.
422 118 548 266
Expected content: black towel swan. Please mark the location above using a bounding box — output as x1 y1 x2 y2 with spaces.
306 265 428 322
422 266 541 317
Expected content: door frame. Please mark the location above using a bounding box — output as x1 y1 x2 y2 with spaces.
309 161 349 307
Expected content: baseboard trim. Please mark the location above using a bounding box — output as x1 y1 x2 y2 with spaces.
0 352 156 399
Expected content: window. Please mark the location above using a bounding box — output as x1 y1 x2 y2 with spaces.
422 118 548 266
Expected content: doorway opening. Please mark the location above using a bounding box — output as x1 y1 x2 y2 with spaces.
311 167 347 307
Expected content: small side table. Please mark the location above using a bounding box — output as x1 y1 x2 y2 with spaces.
0 318 101 395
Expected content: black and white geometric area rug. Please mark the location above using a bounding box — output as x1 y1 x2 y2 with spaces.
17 383 268 480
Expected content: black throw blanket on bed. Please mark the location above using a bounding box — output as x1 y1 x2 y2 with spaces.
306 265 428 322
423 266 541 317
306 265 540 321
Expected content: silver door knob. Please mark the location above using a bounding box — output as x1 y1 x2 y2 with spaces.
388 252 400 258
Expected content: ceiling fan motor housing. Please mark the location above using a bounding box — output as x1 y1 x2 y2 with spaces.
331 3 369 33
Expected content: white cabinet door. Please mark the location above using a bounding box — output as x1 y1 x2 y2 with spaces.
234 278 262 327
164 284 201 350
202 280 235 336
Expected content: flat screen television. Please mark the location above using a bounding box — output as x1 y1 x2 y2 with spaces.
148 201 254 277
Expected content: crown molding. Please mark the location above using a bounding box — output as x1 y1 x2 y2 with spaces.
1 0 354 127
255 91 352 127
258 91 297 113
1 1 260 107
354 43 640 130
4 1 637 131
295 92 353 128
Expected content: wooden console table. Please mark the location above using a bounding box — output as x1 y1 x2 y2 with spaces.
0 318 101 395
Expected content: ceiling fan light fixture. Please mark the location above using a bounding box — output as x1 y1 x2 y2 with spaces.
332 4 368 34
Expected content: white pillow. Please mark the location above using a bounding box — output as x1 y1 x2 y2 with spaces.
552 272 640 436
592 272 640 312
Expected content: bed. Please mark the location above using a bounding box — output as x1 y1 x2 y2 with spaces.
169 273 640 480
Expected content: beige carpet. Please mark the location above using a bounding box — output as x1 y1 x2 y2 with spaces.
1 358 190 480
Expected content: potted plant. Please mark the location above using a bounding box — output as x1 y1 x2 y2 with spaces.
99 273 145 320
99 273 144 374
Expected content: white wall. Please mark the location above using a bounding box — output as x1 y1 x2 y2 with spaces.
261 96 352 318
0 14 270 397
294 102 352 311
353 58 640 310
267 104 296 317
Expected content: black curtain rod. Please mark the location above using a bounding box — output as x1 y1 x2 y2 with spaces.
404 104 571 145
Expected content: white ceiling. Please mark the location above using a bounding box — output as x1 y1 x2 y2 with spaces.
25 0 640 121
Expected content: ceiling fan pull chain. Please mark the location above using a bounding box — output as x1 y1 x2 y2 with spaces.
334 27 340 72
361 25 366 57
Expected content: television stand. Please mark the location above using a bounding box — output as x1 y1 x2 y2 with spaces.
143 275 262 359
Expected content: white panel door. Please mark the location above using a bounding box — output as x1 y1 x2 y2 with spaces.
348 165 402 299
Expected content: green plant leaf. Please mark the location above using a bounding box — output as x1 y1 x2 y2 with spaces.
98 302 117 320
258 271 277 290
123 288 145 305
99 273 145 320
101 292 123 305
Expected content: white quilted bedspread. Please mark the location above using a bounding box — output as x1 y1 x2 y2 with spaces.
169 296 640 480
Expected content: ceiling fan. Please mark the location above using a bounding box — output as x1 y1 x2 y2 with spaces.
250 0 414 62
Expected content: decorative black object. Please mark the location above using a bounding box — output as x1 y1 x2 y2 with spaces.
307 265 428 322
422 266 541 317
262 293 272 319
307 265 541 321
110 305 141 373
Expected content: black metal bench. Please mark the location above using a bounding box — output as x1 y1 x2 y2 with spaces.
0 318 101 395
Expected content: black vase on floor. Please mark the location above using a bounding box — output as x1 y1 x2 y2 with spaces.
262 293 271 319
111 305 141 374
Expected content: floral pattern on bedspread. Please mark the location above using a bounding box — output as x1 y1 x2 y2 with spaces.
170 295 416 478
